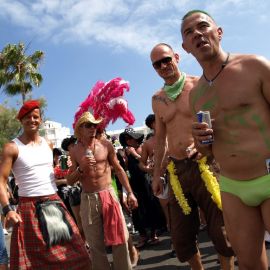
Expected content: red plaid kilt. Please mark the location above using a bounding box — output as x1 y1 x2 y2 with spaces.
10 194 91 270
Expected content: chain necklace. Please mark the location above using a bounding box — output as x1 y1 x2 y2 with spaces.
203 53 230 86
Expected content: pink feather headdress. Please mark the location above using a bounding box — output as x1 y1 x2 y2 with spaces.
73 77 135 131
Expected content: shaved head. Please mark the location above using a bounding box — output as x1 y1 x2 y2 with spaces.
150 43 174 59
181 10 216 31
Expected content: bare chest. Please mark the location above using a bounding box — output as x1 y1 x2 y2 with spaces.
191 69 261 118
154 90 192 123
75 143 108 164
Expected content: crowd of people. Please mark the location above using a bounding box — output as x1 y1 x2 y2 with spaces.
0 8 269 270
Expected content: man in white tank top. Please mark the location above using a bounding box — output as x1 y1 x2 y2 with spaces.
0 100 91 270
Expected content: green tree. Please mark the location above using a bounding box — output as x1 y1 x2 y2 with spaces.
0 103 21 152
0 42 44 103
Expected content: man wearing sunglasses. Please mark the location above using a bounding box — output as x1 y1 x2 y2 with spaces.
67 111 138 270
150 43 234 269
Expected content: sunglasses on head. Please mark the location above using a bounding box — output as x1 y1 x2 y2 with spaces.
152 56 172 69
81 122 98 129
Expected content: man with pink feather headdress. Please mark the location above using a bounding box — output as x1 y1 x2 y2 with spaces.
67 78 138 270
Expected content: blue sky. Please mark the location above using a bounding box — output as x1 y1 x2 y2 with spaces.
1 0 270 132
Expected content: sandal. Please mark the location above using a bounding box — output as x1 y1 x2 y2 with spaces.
135 236 148 249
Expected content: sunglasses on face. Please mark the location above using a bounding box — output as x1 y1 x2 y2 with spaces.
81 122 98 129
152 56 172 69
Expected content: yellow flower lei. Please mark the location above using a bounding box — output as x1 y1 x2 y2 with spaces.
167 157 222 215
167 161 191 215
197 157 222 210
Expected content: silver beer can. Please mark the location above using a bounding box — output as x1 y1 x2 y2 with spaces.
196 111 214 144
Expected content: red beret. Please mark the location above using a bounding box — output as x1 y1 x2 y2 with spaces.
17 100 41 120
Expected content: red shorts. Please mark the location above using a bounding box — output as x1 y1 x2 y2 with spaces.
10 194 91 270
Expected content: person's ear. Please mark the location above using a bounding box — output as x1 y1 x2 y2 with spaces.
174 53 180 63
217 27 223 41
182 42 190 54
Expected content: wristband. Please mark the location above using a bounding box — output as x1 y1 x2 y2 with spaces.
2 204 14 217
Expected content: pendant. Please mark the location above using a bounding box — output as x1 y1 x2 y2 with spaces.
209 80 213 86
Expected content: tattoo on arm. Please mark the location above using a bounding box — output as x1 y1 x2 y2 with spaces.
152 95 168 105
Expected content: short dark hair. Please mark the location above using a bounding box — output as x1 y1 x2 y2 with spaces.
53 148 62 157
182 10 214 21
145 114 155 129
61 135 77 152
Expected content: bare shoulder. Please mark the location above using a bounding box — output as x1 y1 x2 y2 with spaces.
232 54 270 81
186 74 200 85
233 53 269 67
141 138 151 150
100 138 114 151
152 88 166 101
185 74 200 92
152 88 169 112
1 141 18 161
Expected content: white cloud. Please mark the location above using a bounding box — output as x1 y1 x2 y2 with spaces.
0 0 270 54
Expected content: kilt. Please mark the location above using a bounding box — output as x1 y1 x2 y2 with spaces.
10 194 91 270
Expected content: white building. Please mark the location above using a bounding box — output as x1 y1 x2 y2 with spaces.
41 120 71 148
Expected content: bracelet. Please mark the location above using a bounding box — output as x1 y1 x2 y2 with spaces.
2 204 14 217
76 167 83 174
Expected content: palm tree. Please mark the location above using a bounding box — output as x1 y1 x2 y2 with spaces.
0 42 44 103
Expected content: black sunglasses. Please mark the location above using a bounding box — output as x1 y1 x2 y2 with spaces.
152 56 172 69
81 122 98 129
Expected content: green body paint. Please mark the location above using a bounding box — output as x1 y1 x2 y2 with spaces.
201 96 218 111
251 114 270 150
191 84 209 114
223 107 250 127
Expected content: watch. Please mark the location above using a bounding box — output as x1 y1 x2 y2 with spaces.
2 204 14 217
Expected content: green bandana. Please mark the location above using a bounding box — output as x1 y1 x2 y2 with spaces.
163 73 186 101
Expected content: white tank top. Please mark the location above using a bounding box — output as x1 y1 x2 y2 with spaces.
12 137 57 197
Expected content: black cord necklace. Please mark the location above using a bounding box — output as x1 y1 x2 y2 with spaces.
203 53 230 86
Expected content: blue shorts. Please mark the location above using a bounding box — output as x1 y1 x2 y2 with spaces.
0 223 8 264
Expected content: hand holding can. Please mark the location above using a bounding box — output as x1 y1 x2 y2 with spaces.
196 111 214 145
85 149 96 170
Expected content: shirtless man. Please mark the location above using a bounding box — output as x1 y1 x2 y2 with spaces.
139 114 169 227
181 10 270 269
150 43 234 269
67 112 138 270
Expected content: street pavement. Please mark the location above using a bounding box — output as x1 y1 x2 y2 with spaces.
132 230 227 269
4 229 270 269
